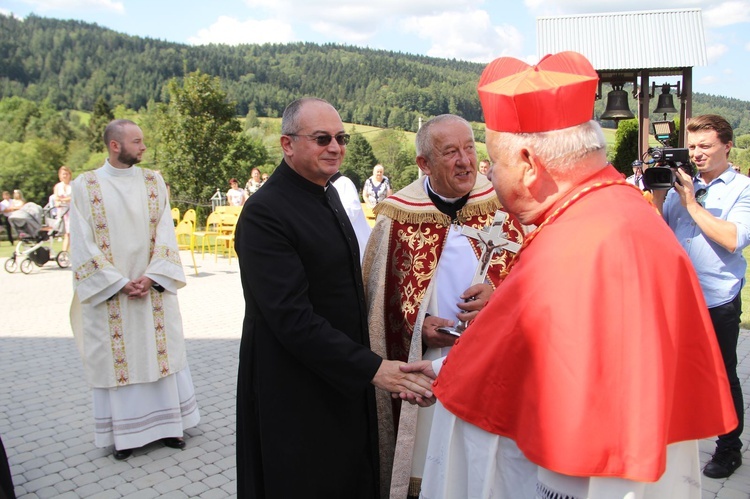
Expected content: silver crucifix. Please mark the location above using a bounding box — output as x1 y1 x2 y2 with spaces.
436 210 521 337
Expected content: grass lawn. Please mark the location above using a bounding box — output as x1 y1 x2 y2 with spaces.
741 247 750 329
0 239 64 261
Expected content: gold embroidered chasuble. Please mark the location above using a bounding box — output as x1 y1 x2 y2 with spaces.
363 175 524 498
69 161 187 389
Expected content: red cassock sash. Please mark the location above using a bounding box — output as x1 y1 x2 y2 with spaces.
433 179 737 481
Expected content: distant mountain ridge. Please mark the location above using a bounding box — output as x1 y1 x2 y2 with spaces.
1 13 749 134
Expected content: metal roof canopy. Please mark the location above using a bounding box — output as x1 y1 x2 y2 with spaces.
537 8 707 156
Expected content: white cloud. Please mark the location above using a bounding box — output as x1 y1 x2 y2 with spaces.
700 74 720 85
706 43 729 63
0 8 10 15
245 0 482 17
402 9 524 62
242 0 485 43
188 16 296 46
19 0 124 14
702 1 750 27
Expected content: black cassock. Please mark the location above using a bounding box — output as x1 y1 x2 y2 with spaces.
235 161 382 498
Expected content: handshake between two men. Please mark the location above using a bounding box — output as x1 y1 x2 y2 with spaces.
371 282 494 407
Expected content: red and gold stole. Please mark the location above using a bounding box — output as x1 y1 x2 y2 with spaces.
376 183 524 362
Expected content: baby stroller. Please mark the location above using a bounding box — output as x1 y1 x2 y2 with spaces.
4 202 70 274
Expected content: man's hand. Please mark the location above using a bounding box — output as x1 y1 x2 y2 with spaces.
372 359 434 406
456 283 493 323
422 315 458 348
673 169 698 208
124 276 154 299
392 361 437 407
672 167 739 251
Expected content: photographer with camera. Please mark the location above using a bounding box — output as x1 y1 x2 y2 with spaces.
653 114 750 479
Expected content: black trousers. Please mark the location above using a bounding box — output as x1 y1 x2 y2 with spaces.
0 434 15 499
1 215 12 244
709 293 744 452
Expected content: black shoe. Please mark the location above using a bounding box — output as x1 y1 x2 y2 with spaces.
703 449 742 478
162 437 186 449
113 448 132 460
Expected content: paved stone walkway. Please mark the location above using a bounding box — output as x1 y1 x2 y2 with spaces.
1 248 749 498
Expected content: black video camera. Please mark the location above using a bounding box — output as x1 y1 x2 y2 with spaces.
641 147 692 190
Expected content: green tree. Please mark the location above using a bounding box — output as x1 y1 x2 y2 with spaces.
731 147 750 173
159 71 231 200
157 70 263 201
25 101 78 148
370 128 407 171
0 138 65 204
390 150 419 192
341 130 378 190
0 97 40 142
221 132 269 184
610 119 640 175
244 108 260 130
734 134 750 150
137 100 167 169
87 96 114 152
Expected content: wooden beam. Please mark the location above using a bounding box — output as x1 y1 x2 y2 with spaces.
639 69 651 160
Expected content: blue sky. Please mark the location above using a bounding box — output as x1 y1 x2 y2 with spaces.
2 0 750 101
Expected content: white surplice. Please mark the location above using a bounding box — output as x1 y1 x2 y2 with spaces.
412 223 478 480
332 173 372 263
421 397 702 499
69 161 199 449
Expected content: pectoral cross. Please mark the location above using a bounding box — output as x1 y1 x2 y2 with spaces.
461 210 521 285
436 210 521 337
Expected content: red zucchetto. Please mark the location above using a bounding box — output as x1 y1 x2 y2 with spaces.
478 51 599 133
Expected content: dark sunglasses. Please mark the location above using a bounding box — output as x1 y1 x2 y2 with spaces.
695 188 708 206
287 133 350 147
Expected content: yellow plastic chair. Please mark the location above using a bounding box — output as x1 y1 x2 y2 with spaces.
214 206 228 215
361 202 376 228
174 219 198 275
174 219 194 249
192 211 222 258
182 209 196 227
171 207 180 226
214 213 239 263
225 205 243 216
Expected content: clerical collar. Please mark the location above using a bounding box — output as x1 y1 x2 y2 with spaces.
103 159 136 177
425 178 469 224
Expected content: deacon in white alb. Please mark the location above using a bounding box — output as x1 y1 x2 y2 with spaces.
69 119 199 461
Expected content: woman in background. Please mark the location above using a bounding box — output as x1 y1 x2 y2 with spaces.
245 168 263 196
54 166 72 252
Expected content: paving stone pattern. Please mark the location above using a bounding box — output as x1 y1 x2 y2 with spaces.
0 250 749 498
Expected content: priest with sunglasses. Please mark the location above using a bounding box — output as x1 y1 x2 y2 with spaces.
234 97 435 499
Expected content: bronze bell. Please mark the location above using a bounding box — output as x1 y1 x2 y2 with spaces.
653 84 678 115
601 84 635 121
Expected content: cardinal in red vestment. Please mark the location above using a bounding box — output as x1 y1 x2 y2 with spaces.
401 51 737 499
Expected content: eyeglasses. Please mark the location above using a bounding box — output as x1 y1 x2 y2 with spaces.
695 188 708 207
287 133 350 147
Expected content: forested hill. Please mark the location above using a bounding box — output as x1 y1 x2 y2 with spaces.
0 14 483 131
1 13 750 133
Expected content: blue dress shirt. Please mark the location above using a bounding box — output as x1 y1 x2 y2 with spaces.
663 167 750 307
